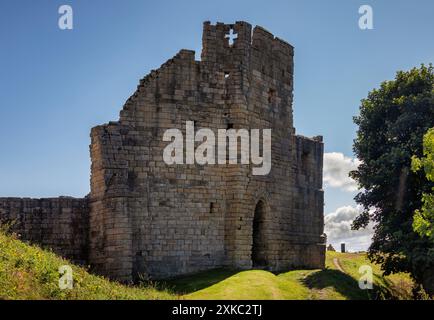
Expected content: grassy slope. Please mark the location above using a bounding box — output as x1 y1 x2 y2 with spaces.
0 230 414 300
326 251 413 299
0 231 176 300
165 251 414 300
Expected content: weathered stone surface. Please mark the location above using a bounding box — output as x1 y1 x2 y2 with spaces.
89 21 325 281
0 21 325 282
0 197 89 265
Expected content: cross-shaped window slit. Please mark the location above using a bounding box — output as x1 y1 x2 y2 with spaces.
225 29 238 46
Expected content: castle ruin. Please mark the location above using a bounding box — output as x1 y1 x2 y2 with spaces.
0 21 325 282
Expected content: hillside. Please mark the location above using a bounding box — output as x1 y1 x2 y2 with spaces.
165 251 413 300
0 230 414 300
0 230 175 299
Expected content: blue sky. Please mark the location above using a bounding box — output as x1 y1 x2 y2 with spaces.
1 0 433 250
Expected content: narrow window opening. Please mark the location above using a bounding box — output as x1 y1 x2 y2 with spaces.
301 151 309 171
252 200 267 268
268 88 276 104
225 28 238 46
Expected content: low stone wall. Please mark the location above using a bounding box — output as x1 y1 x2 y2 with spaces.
0 197 89 265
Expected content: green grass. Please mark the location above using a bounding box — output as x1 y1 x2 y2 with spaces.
0 229 414 300
0 231 176 300
166 268 367 300
325 251 414 299
165 269 311 299
165 252 414 300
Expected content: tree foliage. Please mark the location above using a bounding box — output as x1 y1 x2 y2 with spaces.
411 128 434 240
350 65 434 290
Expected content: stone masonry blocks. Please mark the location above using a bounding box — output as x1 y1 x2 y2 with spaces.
0 21 325 282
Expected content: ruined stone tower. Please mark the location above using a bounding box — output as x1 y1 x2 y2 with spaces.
0 21 325 282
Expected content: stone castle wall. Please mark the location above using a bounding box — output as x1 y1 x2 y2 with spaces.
89 21 325 281
0 21 325 282
0 197 89 265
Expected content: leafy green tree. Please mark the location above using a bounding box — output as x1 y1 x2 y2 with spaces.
350 65 434 295
411 128 434 240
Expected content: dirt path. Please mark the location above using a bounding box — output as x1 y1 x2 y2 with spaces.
333 258 346 273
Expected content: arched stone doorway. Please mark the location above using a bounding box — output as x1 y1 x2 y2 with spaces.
251 199 268 268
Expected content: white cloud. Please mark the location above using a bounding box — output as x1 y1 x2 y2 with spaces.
325 205 374 252
323 152 361 192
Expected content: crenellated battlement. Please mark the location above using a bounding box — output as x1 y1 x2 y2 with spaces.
116 21 296 132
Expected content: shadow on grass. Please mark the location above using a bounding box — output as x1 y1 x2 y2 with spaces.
154 267 398 299
301 268 390 300
157 268 240 295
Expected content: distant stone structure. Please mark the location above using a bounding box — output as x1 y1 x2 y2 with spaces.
327 244 336 252
0 21 325 282
341 243 346 253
